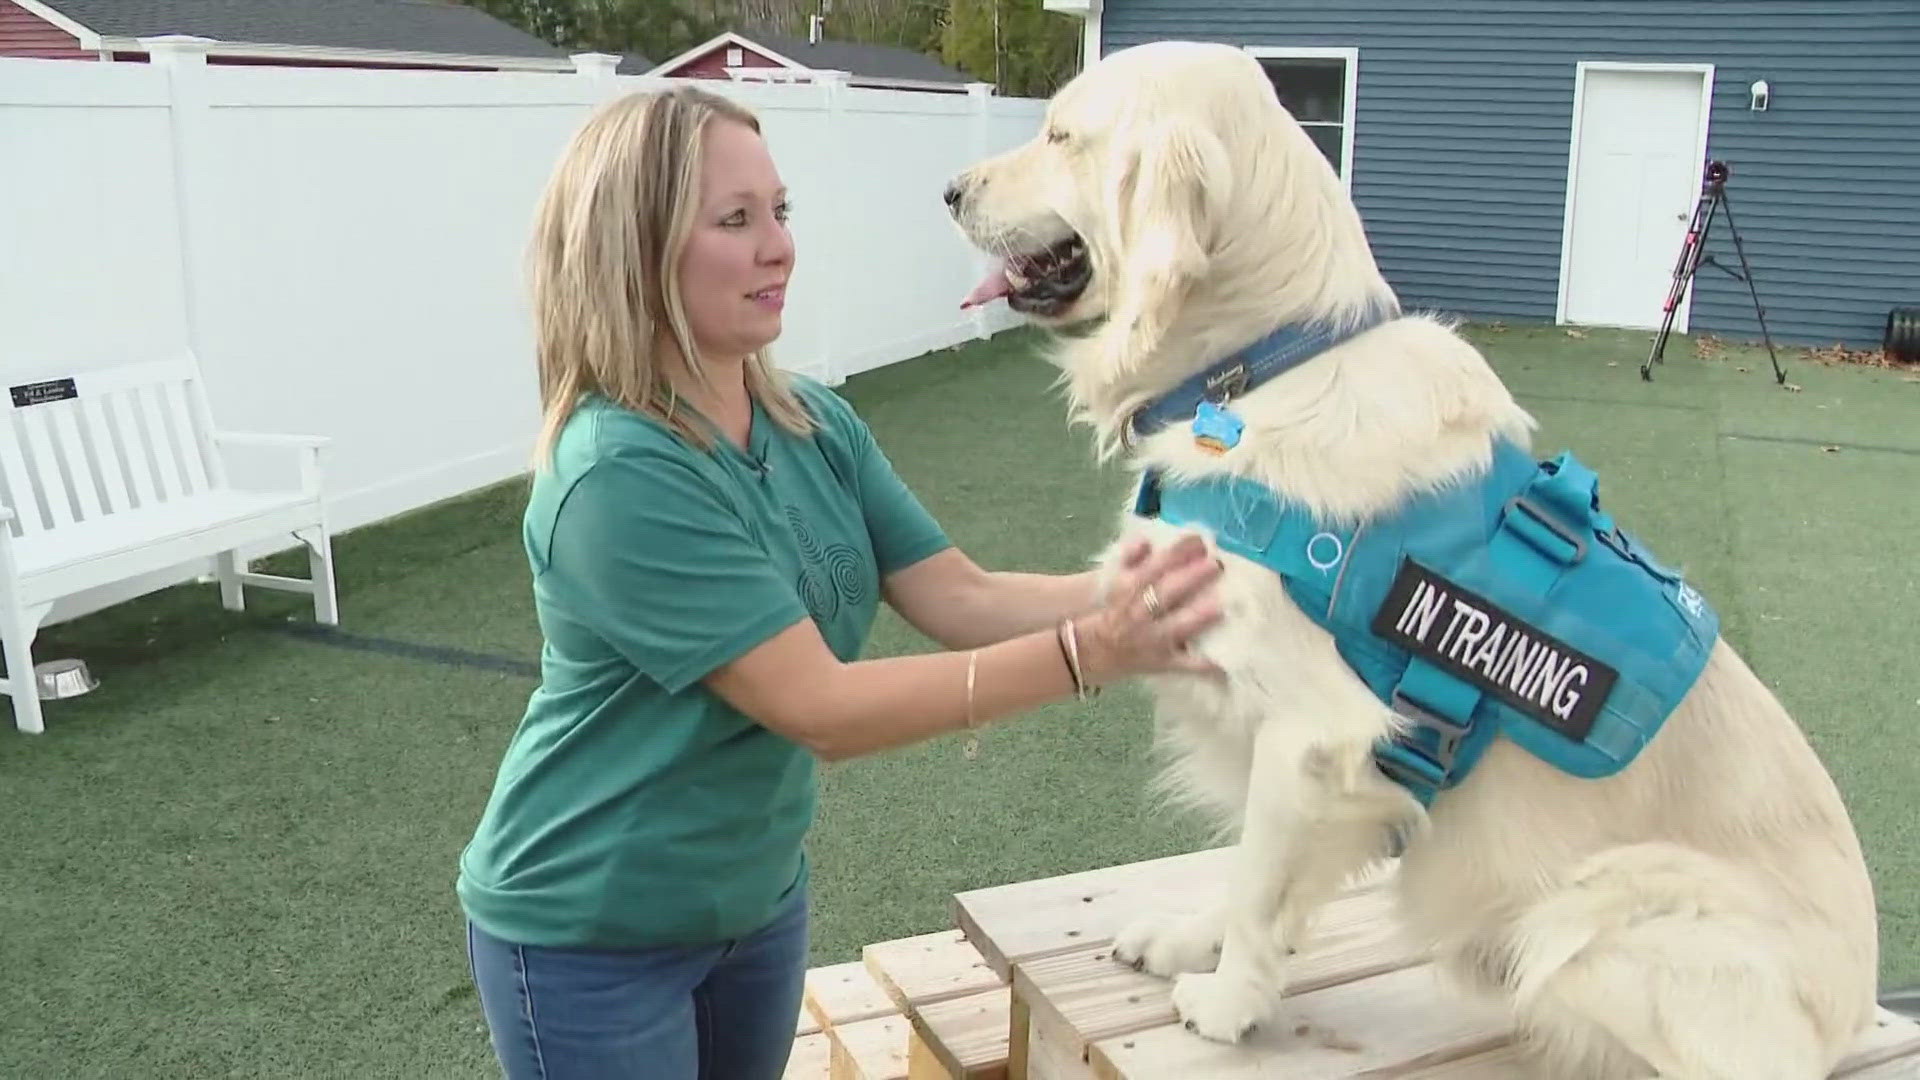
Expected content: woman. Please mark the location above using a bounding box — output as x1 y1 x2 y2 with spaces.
456 84 1222 1080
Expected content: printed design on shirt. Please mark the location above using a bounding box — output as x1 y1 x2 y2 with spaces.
785 506 869 623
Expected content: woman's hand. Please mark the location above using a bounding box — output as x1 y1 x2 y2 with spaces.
1073 533 1226 682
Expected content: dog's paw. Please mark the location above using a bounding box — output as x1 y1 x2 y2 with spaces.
1171 971 1272 1044
1112 911 1222 977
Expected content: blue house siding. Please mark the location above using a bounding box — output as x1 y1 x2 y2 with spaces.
1098 1 1920 348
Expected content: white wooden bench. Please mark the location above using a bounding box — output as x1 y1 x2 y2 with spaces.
0 352 339 734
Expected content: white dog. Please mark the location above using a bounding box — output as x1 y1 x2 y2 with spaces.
945 40 1880 1080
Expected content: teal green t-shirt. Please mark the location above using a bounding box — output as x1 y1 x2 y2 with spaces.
456 376 950 949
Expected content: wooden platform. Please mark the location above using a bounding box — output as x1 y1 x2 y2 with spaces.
945 846 1920 1079
790 846 1920 1078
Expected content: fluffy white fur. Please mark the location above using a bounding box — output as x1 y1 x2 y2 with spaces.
947 40 1881 1079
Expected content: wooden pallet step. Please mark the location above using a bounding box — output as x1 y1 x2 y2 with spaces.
806 959 901 1031
910 985 1013 1080
829 1012 914 1080
785 1031 834 1079
863 928 1005 1012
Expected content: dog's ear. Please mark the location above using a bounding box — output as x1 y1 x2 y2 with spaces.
1100 121 1231 363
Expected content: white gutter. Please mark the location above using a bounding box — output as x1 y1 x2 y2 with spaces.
96 36 577 71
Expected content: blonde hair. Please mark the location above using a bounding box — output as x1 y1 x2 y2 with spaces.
526 83 816 467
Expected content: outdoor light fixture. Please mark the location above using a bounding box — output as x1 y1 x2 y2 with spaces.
1750 80 1770 111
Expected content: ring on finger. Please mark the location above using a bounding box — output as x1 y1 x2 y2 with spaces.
1142 584 1163 618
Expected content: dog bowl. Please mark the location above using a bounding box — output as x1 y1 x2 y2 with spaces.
34 658 98 701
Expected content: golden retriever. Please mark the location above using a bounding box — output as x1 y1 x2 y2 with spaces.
944 40 1880 1080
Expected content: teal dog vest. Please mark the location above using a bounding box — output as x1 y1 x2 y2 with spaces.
1133 440 1721 806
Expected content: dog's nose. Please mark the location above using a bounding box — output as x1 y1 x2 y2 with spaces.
943 179 966 210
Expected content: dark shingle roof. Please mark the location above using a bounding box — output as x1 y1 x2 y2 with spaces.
749 31 973 85
41 0 569 60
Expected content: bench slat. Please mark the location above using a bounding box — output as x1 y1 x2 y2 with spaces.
162 380 211 495
77 395 131 515
104 390 159 510
0 414 45 535
47 401 105 522
134 384 187 502
19 407 76 529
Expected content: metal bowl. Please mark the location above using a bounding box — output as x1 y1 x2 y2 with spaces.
34 658 98 701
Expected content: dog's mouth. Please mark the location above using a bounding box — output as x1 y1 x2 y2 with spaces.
960 234 1091 317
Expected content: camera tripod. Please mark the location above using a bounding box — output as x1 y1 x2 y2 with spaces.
1641 160 1785 384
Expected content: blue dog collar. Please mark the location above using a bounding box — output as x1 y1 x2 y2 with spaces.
1127 298 1402 445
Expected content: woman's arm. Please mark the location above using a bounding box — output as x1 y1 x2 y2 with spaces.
705 536 1222 761
880 547 1110 650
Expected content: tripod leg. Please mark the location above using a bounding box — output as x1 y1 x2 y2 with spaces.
1643 190 1716 380
1718 191 1787 384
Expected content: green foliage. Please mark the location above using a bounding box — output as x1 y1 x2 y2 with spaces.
459 0 720 63
461 0 1081 95
941 0 1080 97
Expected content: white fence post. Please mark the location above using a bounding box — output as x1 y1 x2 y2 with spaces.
965 81 996 341
813 69 850 386
142 34 215 362
570 51 623 105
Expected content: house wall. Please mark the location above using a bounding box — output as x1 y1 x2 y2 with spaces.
1098 1 1920 348
0 0 91 60
668 41 790 80
0 57 1040 624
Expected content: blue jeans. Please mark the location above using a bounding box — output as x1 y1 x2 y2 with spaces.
466 886 809 1080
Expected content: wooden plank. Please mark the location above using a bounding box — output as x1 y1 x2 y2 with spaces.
865 929 1005 1012
1087 963 1509 1079
786 1031 835 1079
1845 1056 1920 1079
912 986 1013 1080
1835 1007 1920 1077
808 960 901 1030
831 1013 913 1080
799 1005 824 1037
954 848 1235 978
907 1026 958 1080
1014 879 1421 1061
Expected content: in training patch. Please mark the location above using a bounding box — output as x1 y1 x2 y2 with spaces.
1369 557 1618 742
9 378 77 408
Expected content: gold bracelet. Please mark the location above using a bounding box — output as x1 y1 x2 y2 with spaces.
1057 618 1091 701
962 649 980 760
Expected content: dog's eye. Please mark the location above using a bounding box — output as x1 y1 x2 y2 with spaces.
1046 128 1069 144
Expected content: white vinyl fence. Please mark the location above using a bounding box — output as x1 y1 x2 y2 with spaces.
0 40 1044 623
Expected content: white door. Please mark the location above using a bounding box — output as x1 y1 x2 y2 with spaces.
1559 65 1710 330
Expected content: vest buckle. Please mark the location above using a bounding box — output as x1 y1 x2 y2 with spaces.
1502 494 1588 566
1389 689 1472 775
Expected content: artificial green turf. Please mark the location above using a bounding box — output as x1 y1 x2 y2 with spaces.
1 323 1914 1077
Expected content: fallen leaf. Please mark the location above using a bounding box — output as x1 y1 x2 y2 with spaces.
1784 383 1803 392
1822 445 1841 453
1565 328 1588 338
1736 366 1749 373
1606 361 1618 366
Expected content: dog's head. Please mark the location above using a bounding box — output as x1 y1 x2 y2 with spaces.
947 42 1388 398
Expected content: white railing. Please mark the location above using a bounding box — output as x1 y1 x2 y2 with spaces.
0 40 1043 623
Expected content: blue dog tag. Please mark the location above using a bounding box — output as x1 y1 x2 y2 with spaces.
1192 400 1244 455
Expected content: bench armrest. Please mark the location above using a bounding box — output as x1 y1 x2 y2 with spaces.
212 431 328 497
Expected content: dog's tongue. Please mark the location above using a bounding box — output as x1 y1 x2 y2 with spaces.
960 259 1012 309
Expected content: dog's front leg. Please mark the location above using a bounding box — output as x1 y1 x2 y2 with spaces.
1166 720 1323 1043
1168 725 1395 1044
